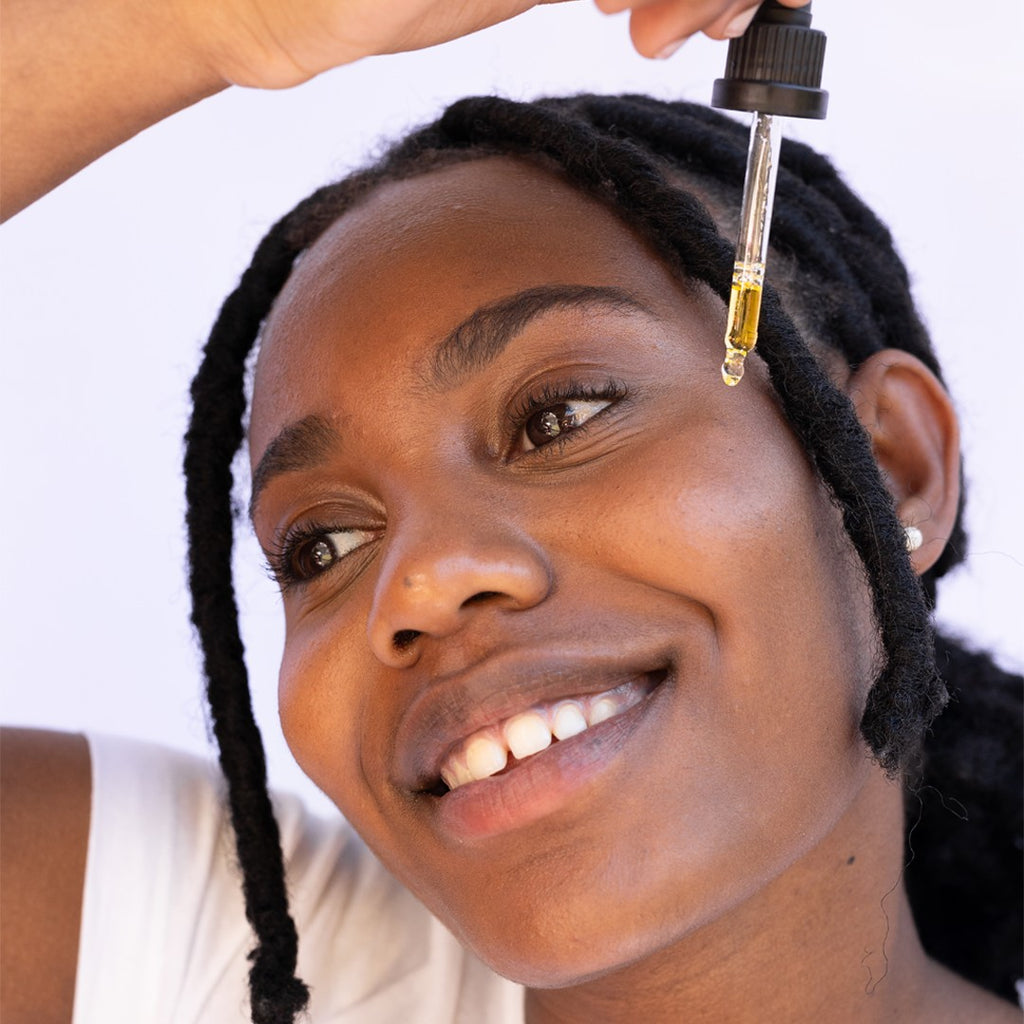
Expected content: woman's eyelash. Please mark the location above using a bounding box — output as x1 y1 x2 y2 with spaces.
264 523 374 590
508 377 627 455
264 379 626 587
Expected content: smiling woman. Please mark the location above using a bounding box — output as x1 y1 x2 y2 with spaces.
5 2 1020 1022
170 94 1024 1022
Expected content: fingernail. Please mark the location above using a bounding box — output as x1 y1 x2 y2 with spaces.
655 37 687 60
723 8 757 38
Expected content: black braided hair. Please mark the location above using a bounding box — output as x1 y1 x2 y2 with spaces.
183 96 1022 1019
184 225 312 1022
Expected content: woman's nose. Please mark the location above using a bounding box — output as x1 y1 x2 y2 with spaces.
366 511 551 666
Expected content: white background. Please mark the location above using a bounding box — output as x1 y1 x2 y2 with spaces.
2 1 1021 815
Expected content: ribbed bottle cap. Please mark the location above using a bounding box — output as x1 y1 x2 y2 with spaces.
712 1 828 119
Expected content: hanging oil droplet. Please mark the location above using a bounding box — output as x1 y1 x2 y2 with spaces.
721 349 747 386
721 264 764 387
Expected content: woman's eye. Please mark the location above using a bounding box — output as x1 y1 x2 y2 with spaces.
289 529 374 581
520 398 611 452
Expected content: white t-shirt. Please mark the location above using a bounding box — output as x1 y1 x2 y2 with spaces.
72 734 524 1023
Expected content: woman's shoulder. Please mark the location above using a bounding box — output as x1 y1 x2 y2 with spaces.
1 728 90 1024
80 730 403 933
76 731 522 1022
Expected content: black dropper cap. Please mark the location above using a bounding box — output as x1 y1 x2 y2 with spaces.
711 1 828 119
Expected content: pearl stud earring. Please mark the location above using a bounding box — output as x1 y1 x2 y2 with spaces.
903 524 923 553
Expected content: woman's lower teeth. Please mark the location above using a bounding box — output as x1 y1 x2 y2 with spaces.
439 684 643 792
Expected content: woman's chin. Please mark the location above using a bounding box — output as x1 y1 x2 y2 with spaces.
474 944 635 991
450 903 692 990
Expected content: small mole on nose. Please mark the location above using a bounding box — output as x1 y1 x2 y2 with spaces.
403 576 414 588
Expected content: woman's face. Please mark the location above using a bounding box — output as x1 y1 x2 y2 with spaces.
249 158 879 985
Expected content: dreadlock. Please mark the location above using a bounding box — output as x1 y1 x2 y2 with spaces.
183 95 1022 1020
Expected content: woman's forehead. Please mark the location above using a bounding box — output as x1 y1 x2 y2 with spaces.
272 156 685 306
249 157 710 455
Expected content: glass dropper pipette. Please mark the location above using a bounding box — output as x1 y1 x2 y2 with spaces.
721 110 780 385
711 0 829 386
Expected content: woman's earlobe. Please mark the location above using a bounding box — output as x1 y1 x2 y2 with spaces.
844 349 961 575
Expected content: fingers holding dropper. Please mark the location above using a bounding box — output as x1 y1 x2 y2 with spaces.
592 0 809 59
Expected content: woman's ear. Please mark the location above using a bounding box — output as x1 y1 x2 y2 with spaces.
844 349 961 576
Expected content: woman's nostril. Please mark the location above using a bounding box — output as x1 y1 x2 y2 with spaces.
392 629 422 652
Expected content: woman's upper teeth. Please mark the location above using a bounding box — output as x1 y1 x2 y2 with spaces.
438 681 647 791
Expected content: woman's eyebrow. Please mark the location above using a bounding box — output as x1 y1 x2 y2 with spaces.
428 284 657 389
249 414 338 519
250 286 655 516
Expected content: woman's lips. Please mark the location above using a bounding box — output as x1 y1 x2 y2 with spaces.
396 654 675 796
437 676 661 792
425 669 670 842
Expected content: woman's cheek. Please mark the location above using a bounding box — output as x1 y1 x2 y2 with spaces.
587 411 808 590
278 613 367 801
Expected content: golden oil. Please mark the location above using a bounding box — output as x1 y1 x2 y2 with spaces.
721 271 763 386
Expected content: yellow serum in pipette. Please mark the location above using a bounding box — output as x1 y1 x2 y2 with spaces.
721 264 764 386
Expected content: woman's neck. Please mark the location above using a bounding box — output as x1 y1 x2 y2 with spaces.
523 767 991 1024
